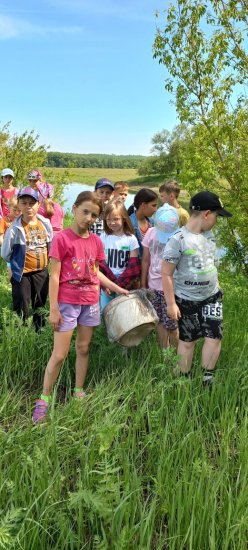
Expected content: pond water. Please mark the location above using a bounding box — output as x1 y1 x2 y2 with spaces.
63 182 134 211
63 182 226 260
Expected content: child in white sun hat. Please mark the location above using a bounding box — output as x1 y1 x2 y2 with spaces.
141 204 179 349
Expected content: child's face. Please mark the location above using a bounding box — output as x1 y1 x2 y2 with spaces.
73 200 100 231
9 204 21 220
142 200 158 218
105 208 123 235
113 188 128 202
202 210 219 231
160 191 173 205
28 178 39 189
2 175 13 187
95 186 113 203
18 197 39 222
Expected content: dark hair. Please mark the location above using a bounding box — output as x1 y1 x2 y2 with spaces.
73 191 103 215
103 198 134 235
159 180 180 197
127 187 158 215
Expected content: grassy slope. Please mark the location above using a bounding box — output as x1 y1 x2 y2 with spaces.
41 167 172 193
0 258 248 549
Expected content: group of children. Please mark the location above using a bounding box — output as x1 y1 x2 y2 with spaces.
0 170 232 423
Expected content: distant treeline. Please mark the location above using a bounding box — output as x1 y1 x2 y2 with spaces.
46 152 147 169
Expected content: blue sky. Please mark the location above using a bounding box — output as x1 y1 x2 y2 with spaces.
1 0 177 155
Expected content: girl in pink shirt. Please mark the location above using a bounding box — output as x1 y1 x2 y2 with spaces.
32 191 128 424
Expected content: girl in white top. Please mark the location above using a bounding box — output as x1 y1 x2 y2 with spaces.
100 199 139 310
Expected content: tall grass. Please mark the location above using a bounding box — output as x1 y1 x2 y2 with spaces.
0 261 248 549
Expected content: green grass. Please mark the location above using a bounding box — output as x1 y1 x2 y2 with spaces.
41 167 185 194
0 260 248 549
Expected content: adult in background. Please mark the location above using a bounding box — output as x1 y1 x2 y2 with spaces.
0 168 19 218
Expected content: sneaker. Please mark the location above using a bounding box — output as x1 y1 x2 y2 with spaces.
73 390 86 399
32 399 49 424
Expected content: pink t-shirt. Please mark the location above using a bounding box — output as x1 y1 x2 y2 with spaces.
0 187 19 217
49 228 105 305
38 202 64 232
142 227 166 291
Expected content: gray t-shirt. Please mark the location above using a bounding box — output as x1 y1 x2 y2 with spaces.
163 227 219 301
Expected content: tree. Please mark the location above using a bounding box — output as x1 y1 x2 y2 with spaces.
138 124 187 177
153 0 248 273
3 130 47 183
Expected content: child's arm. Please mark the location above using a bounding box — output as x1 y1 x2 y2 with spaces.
49 258 63 330
141 247 150 288
96 267 129 296
1 226 14 262
161 261 181 321
0 233 3 247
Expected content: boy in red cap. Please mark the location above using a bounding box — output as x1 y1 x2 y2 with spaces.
162 191 232 384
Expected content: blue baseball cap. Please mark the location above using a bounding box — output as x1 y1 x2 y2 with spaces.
95 177 114 191
18 186 39 202
154 204 179 244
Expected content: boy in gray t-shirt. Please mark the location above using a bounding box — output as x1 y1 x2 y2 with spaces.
162 191 232 384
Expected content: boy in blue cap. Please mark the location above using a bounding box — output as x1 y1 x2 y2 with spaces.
1 186 53 330
90 178 114 236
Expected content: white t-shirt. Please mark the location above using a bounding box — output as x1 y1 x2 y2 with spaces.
100 232 139 277
142 227 165 291
163 226 219 301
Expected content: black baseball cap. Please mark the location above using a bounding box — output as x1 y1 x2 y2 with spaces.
189 191 232 217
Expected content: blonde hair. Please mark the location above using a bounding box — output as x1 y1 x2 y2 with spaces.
114 181 129 191
103 198 134 235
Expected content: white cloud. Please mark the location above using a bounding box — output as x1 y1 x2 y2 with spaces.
0 14 81 39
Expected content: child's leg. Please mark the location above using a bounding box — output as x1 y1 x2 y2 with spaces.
74 325 94 389
11 274 31 321
156 322 169 349
177 340 196 373
201 337 221 371
31 269 49 330
168 328 179 349
42 330 73 396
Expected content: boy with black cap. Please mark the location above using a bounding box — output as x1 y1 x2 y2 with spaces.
90 177 114 236
1 186 53 330
162 191 232 383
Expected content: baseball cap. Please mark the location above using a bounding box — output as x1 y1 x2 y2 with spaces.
154 204 179 244
27 170 42 180
189 191 232 217
95 177 114 191
18 187 39 202
1 168 14 178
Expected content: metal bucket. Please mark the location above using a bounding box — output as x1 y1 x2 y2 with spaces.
103 290 159 347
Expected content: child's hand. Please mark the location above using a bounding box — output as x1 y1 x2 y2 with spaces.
167 303 181 321
104 288 112 296
49 308 63 331
116 286 129 296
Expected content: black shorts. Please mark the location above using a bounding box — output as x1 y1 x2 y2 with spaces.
176 290 223 342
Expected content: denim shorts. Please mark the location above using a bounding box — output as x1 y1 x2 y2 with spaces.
57 302 100 331
176 290 223 342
